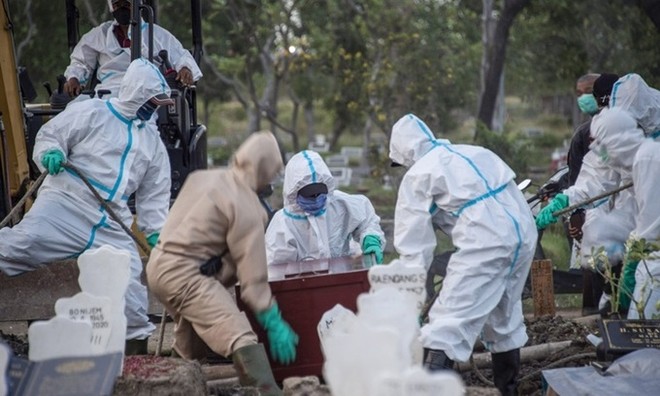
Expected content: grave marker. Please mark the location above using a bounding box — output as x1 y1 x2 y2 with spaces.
368 259 427 312
329 167 353 187
598 319 660 359
77 246 131 355
54 292 113 354
340 146 363 161
1 342 10 396
317 304 357 355
27 317 93 361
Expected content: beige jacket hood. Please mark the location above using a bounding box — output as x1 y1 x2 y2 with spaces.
149 131 283 314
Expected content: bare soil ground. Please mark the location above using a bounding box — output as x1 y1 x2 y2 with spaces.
2 314 598 395
461 315 598 395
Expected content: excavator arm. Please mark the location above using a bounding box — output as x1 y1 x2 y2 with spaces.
0 0 30 221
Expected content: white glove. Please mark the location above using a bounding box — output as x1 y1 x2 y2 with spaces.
598 293 611 311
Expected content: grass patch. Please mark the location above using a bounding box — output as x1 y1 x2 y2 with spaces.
540 223 572 271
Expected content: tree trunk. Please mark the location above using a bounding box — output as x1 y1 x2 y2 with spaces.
476 0 530 134
304 101 315 149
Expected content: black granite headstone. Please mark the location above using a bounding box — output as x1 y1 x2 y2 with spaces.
598 319 660 359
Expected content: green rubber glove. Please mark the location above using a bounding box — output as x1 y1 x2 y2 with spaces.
535 193 569 230
618 259 639 312
41 149 65 175
146 232 159 249
255 303 299 365
362 235 384 264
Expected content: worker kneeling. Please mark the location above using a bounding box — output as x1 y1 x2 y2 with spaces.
146 131 298 396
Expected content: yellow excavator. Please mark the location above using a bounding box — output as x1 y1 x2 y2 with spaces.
0 0 207 224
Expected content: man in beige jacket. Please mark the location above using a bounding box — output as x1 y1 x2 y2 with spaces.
146 131 298 395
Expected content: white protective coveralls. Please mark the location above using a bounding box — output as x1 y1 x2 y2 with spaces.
566 74 660 279
265 150 385 265
571 152 636 269
590 107 660 319
146 131 283 359
64 17 202 96
389 114 537 362
0 58 172 340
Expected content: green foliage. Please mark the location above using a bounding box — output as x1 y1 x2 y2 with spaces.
589 237 660 318
473 122 530 177
530 132 564 149
507 0 660 96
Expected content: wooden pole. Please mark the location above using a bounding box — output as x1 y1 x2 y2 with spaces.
531 259 555 317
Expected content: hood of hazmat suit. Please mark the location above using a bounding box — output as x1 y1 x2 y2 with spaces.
388 113 536 269
265 150 384 265
590 107 646 174
610 73 660 136
148 131 284 328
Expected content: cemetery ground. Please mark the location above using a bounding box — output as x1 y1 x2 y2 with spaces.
1 303 601 395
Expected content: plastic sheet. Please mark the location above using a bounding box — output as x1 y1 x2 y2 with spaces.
542 348 660 395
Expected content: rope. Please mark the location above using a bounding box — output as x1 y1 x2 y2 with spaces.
470 354 494 386
0 172 47 228
63 163 151 256
63 163 169 356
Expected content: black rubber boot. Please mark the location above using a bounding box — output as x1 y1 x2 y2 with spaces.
423 348 455 371
124 338 149 355
492 348 520 396
232 344 282 396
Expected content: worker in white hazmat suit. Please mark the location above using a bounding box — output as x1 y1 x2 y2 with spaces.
265 150 385 267
0 58 172 353
538 73 660 317
389 114 536 396
63 0 202 98
588 107 660 319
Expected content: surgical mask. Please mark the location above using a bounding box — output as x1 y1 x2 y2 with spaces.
296 193 327 216
577 94 598 115
136 100 158 121
112 7 131 26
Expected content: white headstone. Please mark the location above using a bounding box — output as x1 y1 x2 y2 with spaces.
0 342 10 396
357 288 420 367
368 259 427 313
27 317 93 361
323 321 401 396
340 146 364 161
374 367 465 396
317 304 357 356
329 167 353 187
402 367 465 395
77 245 131 355
326 154 349 167
54 292 113 354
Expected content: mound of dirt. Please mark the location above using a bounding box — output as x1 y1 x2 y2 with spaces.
0 331 28 358
461 315 598 396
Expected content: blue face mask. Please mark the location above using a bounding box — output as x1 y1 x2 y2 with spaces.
136 100 159 121
296 193 327 216
577 94 598 115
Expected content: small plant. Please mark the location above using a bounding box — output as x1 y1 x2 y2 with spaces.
589 237 660 319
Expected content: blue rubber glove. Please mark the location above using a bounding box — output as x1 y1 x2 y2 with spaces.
146 232 159 249
362 235 383 264
41 150 65 175
255 303 299 365
618 259 639 312
535 193 569 230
